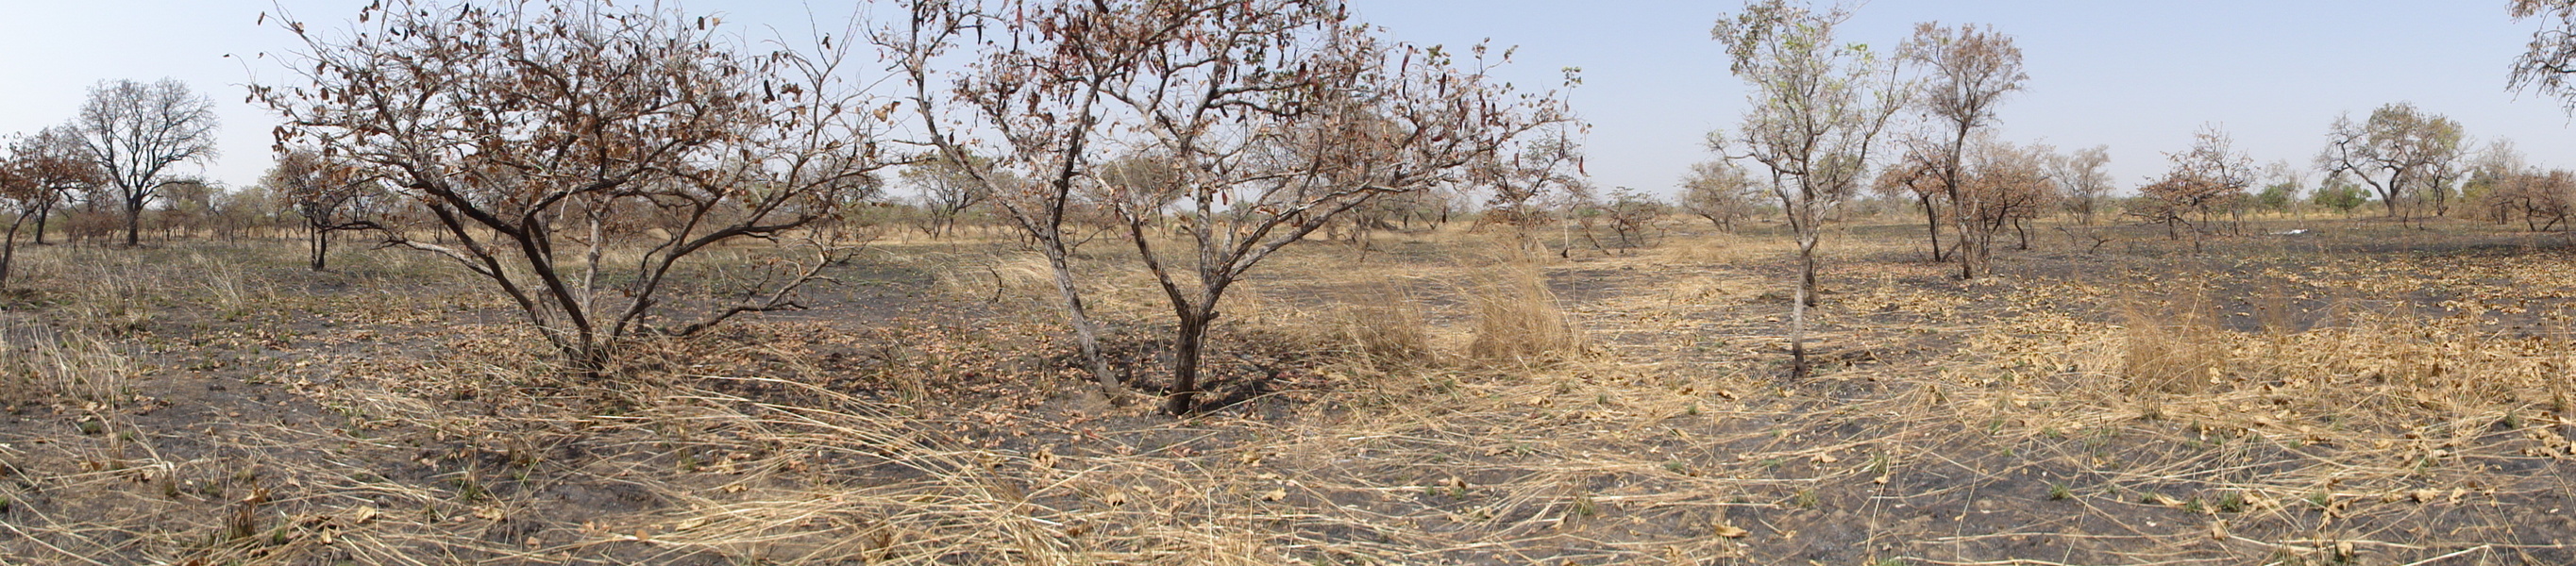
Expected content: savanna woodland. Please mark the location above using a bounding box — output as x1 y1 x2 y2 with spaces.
7 0 2576 564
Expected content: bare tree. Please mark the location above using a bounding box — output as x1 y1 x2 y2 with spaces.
1710 0 1909 378
1901 22 2027 279
1679 159 1760 231
2315 103 2466 222
2050 144 2113 225
73 78 219 247
261 0 890 372
261 148 384 271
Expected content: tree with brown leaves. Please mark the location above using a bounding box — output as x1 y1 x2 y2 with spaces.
882 0 1135 396
1873 140 1948 261
2138 126 2253 247
0 130 106 288
261 0 891 372
1901 22 2027 279
261 148 386 271
1962 140 2055 252
892 0 1567 414
2512 0 2576 111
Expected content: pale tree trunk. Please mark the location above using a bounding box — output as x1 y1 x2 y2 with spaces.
1039 244 1117 393
1789 229 1817 378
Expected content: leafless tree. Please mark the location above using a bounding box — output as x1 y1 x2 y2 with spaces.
1710 0 1909 378
2050 144 2113 225
72 78 218 247
2315 103 2465 222
261 0 891 372
1901 22 2026 279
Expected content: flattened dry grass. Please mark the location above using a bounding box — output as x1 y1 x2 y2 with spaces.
4 222 2575 566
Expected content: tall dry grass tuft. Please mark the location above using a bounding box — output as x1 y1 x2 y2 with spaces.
2114 291 2228 395
1326 280 1431 368
0 330 136 405
1464 257 1585 363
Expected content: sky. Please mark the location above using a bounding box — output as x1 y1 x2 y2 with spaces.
0 1 2567 199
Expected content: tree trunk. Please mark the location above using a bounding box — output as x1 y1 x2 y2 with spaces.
309 225 331 271
1918 193 1945 262
31 200 51 245
1164 308 1214 415
1040 245 1118 395
1789 235 1816 378
124 199 142 247
0 212 25 290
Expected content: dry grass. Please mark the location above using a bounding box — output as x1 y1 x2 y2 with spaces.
2113 290 2231 395
1464 253 1588 364
1324 279 1433 368
7 330 138 405
2 220 2573 565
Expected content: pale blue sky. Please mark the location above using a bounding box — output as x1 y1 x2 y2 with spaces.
2 1 2565 198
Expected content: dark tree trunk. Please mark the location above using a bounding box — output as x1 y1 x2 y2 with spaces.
0 212 25 290
31 200 52 245
1164 309 1214 415
309 224 331 271
1039 244 1118 394
1918 192 1945 262
124 199 143 247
